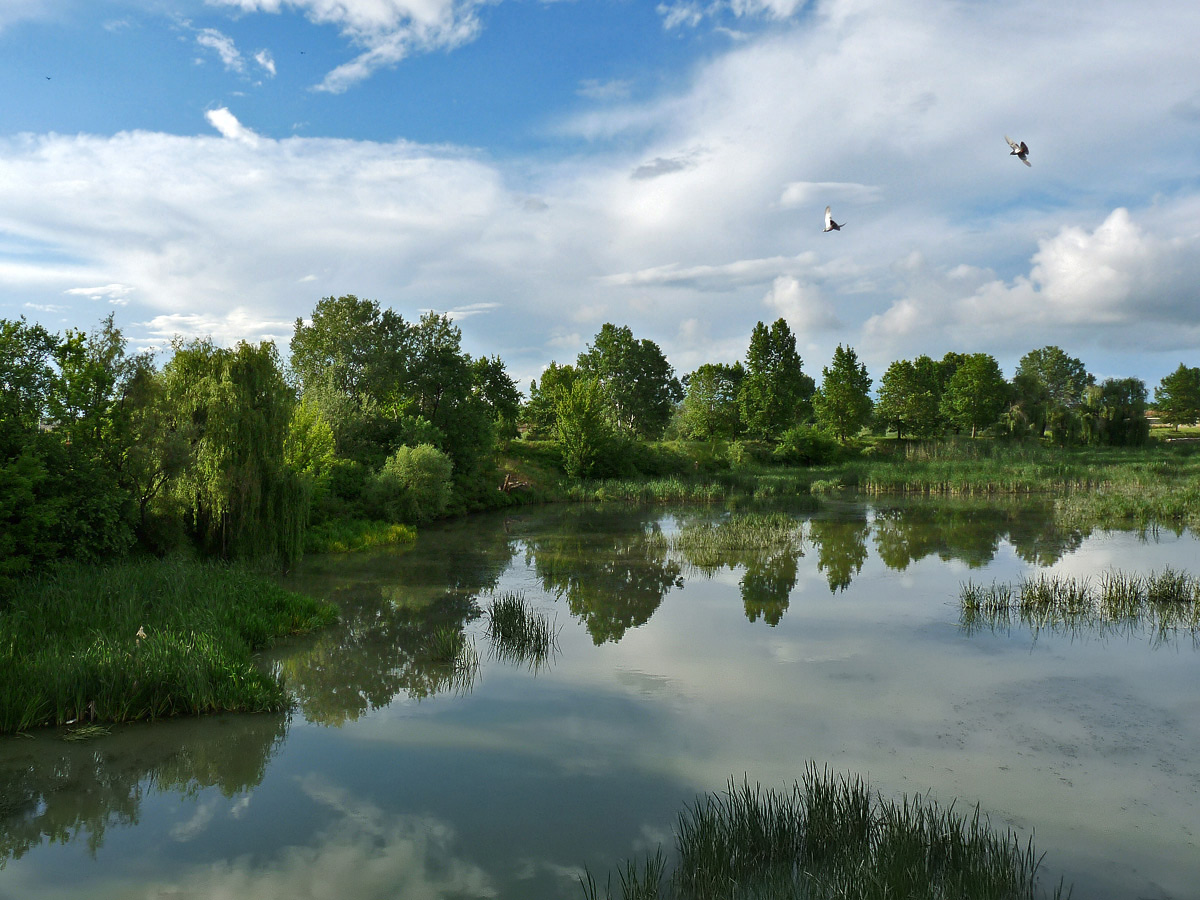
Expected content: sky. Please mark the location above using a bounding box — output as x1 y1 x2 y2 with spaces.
2 0 1199 393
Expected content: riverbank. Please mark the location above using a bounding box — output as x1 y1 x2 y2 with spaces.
0 558 337 734
500 438 1200 528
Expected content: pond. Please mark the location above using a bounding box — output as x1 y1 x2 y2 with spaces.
1 499 1197 899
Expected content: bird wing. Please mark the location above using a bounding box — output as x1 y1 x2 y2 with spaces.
1021 157 1031 167
1005 135 1020 152
824 206 833 227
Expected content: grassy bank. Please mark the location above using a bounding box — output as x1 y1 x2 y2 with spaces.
502 439 1200 528
304 518 418 553
0 559 337 733
581 767 1068 900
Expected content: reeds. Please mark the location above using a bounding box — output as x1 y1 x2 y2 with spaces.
580 765 1067 899
422 627 480 694
670 513 804 569
0 558 338 733
960 568 1200 638
304 518 418 553
485 591 559 670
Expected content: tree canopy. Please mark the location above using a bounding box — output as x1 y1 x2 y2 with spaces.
813 344 872 442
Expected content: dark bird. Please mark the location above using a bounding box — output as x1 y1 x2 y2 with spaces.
1005 135 1031 167
823 206 843 232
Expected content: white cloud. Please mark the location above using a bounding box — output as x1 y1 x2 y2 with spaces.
255 49 277 77
658 0 807 29
577 78 633 102
196 27 245 73
778 181 880 210
205 107 260 145
64 282 135 304
209 0 489 92
763 274 840 331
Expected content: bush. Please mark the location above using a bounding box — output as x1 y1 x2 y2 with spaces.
773 425 840 466
367 444 454 524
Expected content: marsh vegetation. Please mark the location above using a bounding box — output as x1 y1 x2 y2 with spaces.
581 768 1068 900
960 568 1200 638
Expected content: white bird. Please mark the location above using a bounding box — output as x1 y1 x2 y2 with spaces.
1005 135 1031 166
823 206 843 232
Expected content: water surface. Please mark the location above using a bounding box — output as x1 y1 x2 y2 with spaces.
2 499 1197 899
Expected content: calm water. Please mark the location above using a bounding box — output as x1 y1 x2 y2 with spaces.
2 499 1198 899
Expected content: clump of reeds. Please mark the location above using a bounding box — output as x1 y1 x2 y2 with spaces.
580 765 1068 899
304 519 418 553
485 591 559 670
960 567 1200 638
670 513 803 571
0 559 338 733
422 627 480 694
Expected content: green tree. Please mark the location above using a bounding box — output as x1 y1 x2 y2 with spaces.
163 338 307 565
1153 363 1200 430
522 362 578 439
739 319 815 440
874 355 943 439
368 443 454 523
812 345 873 442
940 353 1008 438
1080 378 1150 446
555 377 613 478
1014 346 1094 439
680 362 744 441
289 294 412 399
578 324 683 439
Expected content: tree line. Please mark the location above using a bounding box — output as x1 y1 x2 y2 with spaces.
5 301 1199 583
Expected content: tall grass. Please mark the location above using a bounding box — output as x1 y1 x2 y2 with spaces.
0 558 338 733
960 568 1200 638
670 513 804 571
580 766 1068 900
485 591 559 670
421 626 480 695
304 518 418 553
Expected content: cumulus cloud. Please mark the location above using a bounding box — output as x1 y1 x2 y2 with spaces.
209 0 488 92
763 275 840 331
205 107 260 145
658 0 807 29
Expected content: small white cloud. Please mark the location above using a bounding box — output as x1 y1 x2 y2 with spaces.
444 302 499 320
139 307 294 346
205 108 260 146
778 182 881 209
577 78 633 101
196 27 244 73
64 283 134 304
658 2 705 29
23 302 65 313
255 49 277 77
297 274 318 283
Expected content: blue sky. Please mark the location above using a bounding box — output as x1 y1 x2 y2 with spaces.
3 0 1200 392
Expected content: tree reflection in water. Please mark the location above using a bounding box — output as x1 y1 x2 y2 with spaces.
523 506 683 644
807 512 871 593
278 517 518 725
0 713 287 868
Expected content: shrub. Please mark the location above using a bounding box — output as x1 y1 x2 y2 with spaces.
773 425 840 466
367 443 454 523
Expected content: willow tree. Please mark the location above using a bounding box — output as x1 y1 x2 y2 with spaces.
163 339 306 566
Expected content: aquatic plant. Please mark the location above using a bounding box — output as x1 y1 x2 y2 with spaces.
303 518 418 553
579 765 1068 899
960 567 1199 638
485 591 559 670
422 627 480 694
0 558 338 733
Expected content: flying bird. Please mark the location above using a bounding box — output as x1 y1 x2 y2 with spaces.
823 206 843 232
1005 135 1031 166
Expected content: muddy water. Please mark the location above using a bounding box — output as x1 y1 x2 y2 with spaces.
2 499 1197 899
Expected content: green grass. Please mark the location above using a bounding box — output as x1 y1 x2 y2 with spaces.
485 591 559 670
960 568 1200 638
304 518 418 553
581 766 1068 900
670 513 804 572
0 558 338 733
421 626 480 694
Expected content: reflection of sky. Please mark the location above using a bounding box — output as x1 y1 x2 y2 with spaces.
2 504 1198 900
